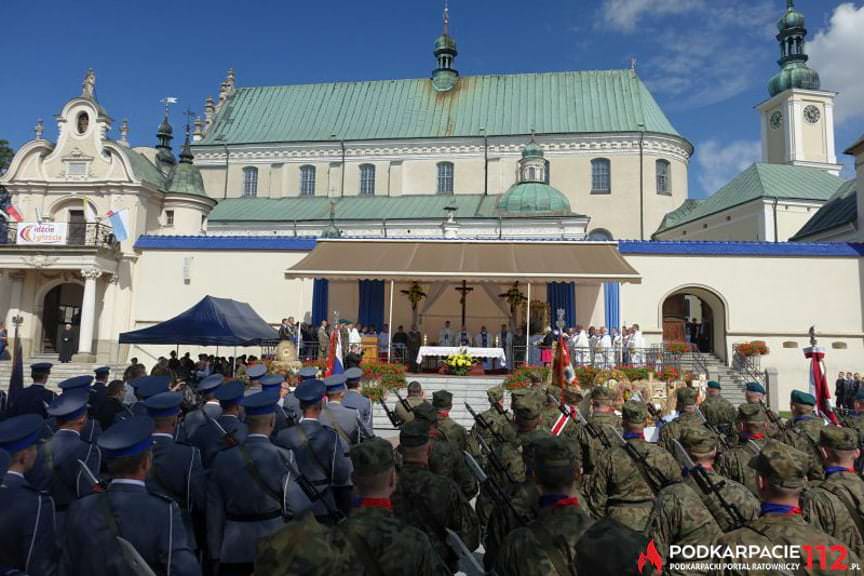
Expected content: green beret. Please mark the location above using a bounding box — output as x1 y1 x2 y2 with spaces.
622 400 648 424
591 387 612 401
707 381 721 390
399 420 430 448
514 393 543 420
820 427 859 451
790 390 816 406
680 426 717 454
738 403 767 423
676 387 698 407
350 438 395 476
533 437 576 472
432 390 453 410
748 439 808 489
487 386 504 402
412 402 438 424
746 382 766 394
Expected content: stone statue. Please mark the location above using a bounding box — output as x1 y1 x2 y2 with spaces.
81 68 96 99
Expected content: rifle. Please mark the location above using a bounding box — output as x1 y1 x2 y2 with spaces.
463 451 528 528
115 537 158 576
612 428 673 495
379 398 403 428
567 400 612 450
492 401 511 421
77 458 108 491
202 407 238 448
393 390 414 415
465 403 504 444
696 408 733 450
293 469 345 524
671 439 746 530
446 528 490 576
759 399 783 430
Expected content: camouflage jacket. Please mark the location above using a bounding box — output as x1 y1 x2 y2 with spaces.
484 479 541 571
659 412 714 454
437 414 472 454
777 416 826 481
575 411 621 478
391 461 480 572
394 396 426 425
469 405 511 453
701 395 737 438
715 436 767 498
802 469 864 559
429 433 478 499
588 437 682 533
684 467 761 533
497 498 594 576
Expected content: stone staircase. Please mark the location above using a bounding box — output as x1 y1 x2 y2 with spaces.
684 352 749 406
0 354 127 393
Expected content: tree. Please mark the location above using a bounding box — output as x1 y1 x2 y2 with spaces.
0 139 14 175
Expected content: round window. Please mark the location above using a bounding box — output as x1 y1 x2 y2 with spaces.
76 112 90 135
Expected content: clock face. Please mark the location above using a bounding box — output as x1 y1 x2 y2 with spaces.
770 110 783 129
804 105 821 124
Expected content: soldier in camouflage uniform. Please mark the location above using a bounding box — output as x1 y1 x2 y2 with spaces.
432 390 472 454
539 385 563 431
716 403 771 498
801 427 864 558
777 390 826 481
497 437 594 576
659 387 716 454
588 400 681 533
700 380 737 442
712 440 861 576
469 386 511 458
511 390 553 450
840 390 864 471
255 437 449 575
412 402 478 499
474 411 522 533
743 381 782 437
394 380 427 425
575 386 621 481
392 421 479 574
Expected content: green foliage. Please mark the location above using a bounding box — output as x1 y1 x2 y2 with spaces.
0 140 14 175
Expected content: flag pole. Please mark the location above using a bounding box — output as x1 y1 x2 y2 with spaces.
387 280 395 363
525 283 531 365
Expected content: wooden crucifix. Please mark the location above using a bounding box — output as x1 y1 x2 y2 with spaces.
454 280 474 328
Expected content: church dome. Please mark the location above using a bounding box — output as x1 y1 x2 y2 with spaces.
768 62 821 97
434 33 457 53
497 182 571 215
521 140 543 159
777 6 805 31
167 162 207 197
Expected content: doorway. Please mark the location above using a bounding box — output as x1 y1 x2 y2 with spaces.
68 210 86 245
42 283 83 353
661 286 727 362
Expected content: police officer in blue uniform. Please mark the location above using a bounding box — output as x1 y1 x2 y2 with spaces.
256 373 296 433
116 375 171 423
54 375 102 443
143 391 207 554
320 373 372 447
342 366 373 431
179 373 224 442
189 380 248 467
63 415 201 576
28 389 101 537
6 363 55 418
0 415 59 576
90 366 111 414
274 379 353 523
207 390 306 576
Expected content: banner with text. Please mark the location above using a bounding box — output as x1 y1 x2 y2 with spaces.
16 222 68 245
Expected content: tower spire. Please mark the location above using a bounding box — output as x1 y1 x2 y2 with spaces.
443 0 449 35
768 0 819 97
432 0 459 92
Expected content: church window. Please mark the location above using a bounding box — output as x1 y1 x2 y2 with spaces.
360 164 376 196
76 112 89 135
437 162 454 195
300 165 316 196
591 158 611 194
242 167 258 197
165 210 174 226
656 160 671 195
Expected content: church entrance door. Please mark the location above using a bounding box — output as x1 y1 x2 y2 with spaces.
42 283 83 353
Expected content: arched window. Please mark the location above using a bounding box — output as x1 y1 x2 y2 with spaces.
300 165 316 197
242 167 258 197
656 159 671 196
591 158 611 194
360 164 376 196
437 162 454 195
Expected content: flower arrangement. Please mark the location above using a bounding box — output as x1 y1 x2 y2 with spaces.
444 349 476 376
665 341 690 355
657 366 680 382
504 365 550 389
621 367 652 382
359 361 407 402
735 341 769 357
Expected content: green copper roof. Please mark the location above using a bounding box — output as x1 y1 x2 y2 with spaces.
497 182 571 214
769 62 820 97
792 179 858 240
167 162 209 198
197 70 682 145
655 163 846 235
124 146 166 188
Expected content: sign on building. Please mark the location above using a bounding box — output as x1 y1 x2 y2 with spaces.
16 222 68 245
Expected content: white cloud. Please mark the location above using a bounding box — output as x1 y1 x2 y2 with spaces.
808 3 864 125
696 139 761 195
601 0 704 33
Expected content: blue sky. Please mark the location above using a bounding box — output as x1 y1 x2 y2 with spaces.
1 0 862 198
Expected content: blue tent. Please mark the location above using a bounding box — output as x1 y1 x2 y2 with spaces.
119 295 278 346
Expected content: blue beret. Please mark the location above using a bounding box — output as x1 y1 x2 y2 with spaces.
197 374 224 393
246 364 267 380
298 366 319 380
143 391 183 418
259 374 284 390
58 375 94 391
344 367 363 382
745 382 765 394
324 373 347 392
707 380 721 390
98 416 154 458
0 415 44 453
791 390 816 406
46 390 90 420
94 366 111 376
215 380 245 406
0 449 8 478
30 362 52 374
296 379 326 403
241 390 280 416
135 376 171 400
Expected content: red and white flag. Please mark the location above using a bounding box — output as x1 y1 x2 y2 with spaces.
551 404 576 436
804 344 839 425
3 204 23 222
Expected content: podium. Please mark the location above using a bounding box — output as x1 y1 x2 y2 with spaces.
361 336 379 364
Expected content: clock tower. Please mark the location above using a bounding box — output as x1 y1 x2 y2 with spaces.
757 0 841 175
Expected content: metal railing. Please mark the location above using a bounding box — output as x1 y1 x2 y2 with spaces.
1 222 117 248
731 345 768 387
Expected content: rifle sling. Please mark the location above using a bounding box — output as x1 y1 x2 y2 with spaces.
821 482 864 542
238 446 283 510
529 523 574 576
622 441 663 496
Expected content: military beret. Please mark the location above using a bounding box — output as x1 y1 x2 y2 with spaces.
622 400 648 424
0 414 44 454
432 390 453 409
534 436 576 472
295 379 326 403
242 390 280 416
412 402 438 424
820 427 859 451
738 403 767 423
748 439 808 488
47 390 90 420
214 380 245 406
514 393 543 420
197 373 224 393
0 449 8 478
259 374 284 391
143 391 184 418
30 362 52 375
324 374 347 393
98 415 155 459
94 366 111 377
676 387 698 407
680 426 717 454
399 420 430 448
344 367 363 382
135 375 171 400
591 387 612 401
58 375 94 391
351 438 395 476
746 382 766 394
246 364 267 380
707 380 721 390
790 390 816 406
297 366 319 380
486 386 504 402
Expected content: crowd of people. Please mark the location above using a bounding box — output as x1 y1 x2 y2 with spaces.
2 352 864 575
836 371 863 412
